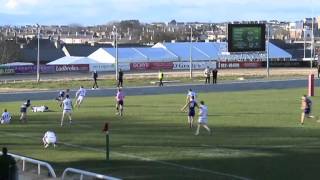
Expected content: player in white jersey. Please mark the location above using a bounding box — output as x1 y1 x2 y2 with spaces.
186 89 197 103
75 86 86 108
61 95 73 126
1 109 11 124
42 131 57 148
195 101 212 136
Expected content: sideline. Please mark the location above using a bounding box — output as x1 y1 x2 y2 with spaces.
0 77 309 95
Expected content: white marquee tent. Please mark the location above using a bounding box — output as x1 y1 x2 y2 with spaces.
47 56 101 65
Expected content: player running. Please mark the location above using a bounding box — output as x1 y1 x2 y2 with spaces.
75 86 86 108
301 95 314 125
56 89 70 108
195 101 212 135
61 95 73 126
20 99 31 123
42 131 57 148
181 96 198 128
115 88 125 116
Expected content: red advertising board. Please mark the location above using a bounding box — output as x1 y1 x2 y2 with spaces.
219 61 262 69
130 62 173 70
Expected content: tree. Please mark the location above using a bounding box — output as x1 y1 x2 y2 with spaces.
0 33 21 64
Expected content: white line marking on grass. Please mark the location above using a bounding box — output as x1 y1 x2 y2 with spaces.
2 132 251 180
59 142 251 180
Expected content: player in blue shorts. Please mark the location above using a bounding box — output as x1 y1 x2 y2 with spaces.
181 96 198 128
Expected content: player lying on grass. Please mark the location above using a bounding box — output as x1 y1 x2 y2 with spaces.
181 96 198 128
301 95 314 125
42 131 57 148
31 106 49 112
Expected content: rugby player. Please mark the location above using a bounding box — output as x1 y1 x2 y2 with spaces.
181 96 198 128
1 109 11 124
42 131 57 148
61 95 73 126
115 88 125 116
195 101 212 135
75 86 86 108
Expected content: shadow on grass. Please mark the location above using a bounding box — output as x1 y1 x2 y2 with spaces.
50 150 320 180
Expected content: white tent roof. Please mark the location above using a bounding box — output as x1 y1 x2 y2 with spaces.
47 56 101 65
88 47 179 63
0 62 34 66
154 42 292 61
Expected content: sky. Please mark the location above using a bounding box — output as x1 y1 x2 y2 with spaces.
0 0 319 25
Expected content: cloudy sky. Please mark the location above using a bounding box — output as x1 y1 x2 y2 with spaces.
0 0 318 25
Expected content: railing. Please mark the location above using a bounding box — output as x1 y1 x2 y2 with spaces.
0 152 57 178
62 168 122 180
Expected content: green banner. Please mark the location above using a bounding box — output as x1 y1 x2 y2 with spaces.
0 66 15 75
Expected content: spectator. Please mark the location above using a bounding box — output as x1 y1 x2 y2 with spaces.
92 70 99 89
204 66 210 84
20 99 31 123
158 70 164 86
117 69 124 87
0 147 17 180
1 109 11 124
212 68 218 84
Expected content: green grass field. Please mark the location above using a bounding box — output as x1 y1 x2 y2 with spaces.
1 88 320 180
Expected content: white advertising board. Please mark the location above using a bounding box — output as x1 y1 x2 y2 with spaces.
173 61 217 70
89 63 130 72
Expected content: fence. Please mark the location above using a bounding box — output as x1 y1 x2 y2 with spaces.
61 168 122 180
0 152 57 178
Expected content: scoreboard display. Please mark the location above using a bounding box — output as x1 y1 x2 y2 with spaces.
228 24 266 52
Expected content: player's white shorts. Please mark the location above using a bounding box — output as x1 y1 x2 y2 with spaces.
77 96 84 103
63 109 72 115
198 117 208 124
45 137 56 144
1 118 11 124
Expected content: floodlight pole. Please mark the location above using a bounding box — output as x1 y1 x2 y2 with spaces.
304 27 306 59
113 26 119 81
189 27 193 79
266 24 270 78
103 123 110 161
36 24 40 83
106 132 109 160
311 6 314 69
